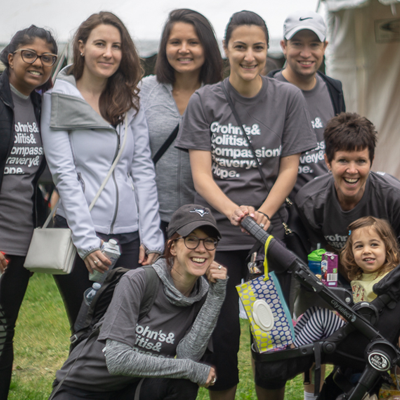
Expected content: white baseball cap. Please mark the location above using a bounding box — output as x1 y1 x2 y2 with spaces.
283 10 327 42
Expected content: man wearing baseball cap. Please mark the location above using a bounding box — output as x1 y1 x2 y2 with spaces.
265 11 346 400
268 10 346 198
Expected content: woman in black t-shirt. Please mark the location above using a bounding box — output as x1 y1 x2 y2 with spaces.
296 112 400 281
0 26 57 398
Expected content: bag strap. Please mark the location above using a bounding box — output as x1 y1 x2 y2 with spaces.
43 114 129 229
220 82 287 227
138 266 160 320
152 124 179 166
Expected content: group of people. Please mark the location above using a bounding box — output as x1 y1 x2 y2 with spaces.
0 5 399 400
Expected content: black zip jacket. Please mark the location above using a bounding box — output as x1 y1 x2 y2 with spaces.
0 71 47 226
267 69 346 115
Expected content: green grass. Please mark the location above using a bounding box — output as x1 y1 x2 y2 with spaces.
9 273 70 400
9 273 306 399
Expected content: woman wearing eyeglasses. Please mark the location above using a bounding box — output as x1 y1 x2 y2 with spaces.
50 204 227 400
0 25 58 398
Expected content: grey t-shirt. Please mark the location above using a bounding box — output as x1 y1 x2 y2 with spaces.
0 87 43 255
56 268 205 391
175 77 316 250
274 72 334 196
295 171 400 252
140 76 195 222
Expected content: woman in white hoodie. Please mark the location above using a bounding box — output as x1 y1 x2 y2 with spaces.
41 12 164 330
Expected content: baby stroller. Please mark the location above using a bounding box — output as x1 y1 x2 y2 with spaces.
241 217 400 400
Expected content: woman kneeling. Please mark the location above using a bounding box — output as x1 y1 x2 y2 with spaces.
49 204 227 400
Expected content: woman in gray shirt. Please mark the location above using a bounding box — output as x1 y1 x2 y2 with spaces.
0 26 57 398
50 204 227 400
140 9 223 238
175 11 315 400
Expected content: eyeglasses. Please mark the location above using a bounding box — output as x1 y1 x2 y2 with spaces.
13 49 58 67
176 236 218 251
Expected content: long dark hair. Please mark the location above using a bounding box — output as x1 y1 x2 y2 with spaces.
155 8 223 85
69 12 142 126
0 25 58 93
341 216 399 280
224 10 269 47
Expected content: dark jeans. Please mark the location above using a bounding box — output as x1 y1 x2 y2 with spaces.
51 378 199 400
54 238 140 332
0 255 31 400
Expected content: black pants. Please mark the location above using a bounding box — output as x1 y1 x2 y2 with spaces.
54 239 140 331
0 255 31 400
160 220 169 243
203 249 249 391
51 378 199 400
205 222 287 391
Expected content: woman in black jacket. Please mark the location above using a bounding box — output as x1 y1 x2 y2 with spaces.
0 25 57 398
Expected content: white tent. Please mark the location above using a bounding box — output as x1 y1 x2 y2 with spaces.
322 0 400 177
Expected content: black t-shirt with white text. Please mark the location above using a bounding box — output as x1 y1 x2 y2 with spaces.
295 171 400 252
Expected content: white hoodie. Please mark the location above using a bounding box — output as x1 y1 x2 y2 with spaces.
41 68 163 258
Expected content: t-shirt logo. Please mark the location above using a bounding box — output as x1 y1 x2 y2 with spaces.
210 122 261 136
324 233 348 250
311 117 323 129
190 208 209 217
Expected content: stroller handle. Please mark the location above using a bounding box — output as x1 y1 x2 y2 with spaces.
241 216 299 273
240 215 270 244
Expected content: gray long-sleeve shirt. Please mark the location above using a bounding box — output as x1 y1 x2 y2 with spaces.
105 277 226 385
55 259 227 391
104 260 226 385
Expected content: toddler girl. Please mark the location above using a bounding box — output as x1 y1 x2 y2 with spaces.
294 216 399 346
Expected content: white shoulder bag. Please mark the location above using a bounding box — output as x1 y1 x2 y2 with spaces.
24 116 128 274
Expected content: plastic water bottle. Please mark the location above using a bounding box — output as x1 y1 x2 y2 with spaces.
89 239 121 283
307 246 326 276
84 282 101 306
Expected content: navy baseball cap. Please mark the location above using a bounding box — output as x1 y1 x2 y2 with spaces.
167 204 221 239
